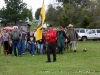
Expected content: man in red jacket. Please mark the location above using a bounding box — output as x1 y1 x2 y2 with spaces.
45 24 57 62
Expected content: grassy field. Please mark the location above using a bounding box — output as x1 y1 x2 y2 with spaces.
30 24 37 31
0 41 100 75
0 26 4 29
0 24 37 30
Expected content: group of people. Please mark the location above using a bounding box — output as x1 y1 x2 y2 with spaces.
0 24 78 62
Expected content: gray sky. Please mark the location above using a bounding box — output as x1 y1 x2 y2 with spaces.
0 0 58 17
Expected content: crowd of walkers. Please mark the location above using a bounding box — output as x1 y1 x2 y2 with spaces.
0 24 78 62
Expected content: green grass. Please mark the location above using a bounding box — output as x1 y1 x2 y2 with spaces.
0 24 37 30
0 41 100 75
30 24 37 31
0 26 4 29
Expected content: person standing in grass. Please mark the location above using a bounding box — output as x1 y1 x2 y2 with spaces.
67 24 78 52
37 35 44 54
57 26 68 54
19 28 27 55
8 30 13 54
10 26 21 56
0 29 3 54
27 31 35 56
45 24 57 62
1 29 9 56
36 28 45 54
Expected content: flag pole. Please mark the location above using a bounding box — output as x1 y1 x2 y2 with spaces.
35 0 45 41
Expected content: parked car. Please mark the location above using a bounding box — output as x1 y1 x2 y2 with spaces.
78 29 100 41
75 28 89 33
75 28 90 41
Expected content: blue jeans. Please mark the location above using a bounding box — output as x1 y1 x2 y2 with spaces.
28 43 35 55
12 40 20 56
18 40 25 54
37 43 43 54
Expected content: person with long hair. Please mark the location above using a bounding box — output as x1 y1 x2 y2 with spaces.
1 29 9 55
27 31 35 56
8 30 12 54
0 29 3 54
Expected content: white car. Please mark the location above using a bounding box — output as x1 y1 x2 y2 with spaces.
75 28 89 33
78 29 100 41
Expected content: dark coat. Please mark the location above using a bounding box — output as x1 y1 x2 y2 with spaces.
67 28 78 41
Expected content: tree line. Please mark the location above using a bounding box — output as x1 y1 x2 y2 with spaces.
39 0 100 28
0 0 33 26
0 0 100 28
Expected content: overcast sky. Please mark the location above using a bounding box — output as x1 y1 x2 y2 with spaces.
0 0 59 17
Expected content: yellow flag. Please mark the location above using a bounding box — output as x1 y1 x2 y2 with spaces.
35 0 45 41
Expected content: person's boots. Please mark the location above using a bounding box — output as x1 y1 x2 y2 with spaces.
58 47 61 54
4 50 7 56
6 50 9 55
74 50 77 52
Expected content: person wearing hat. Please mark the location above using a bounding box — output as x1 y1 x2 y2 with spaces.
10 26 21 56
67 24 73 28
57 26 68 54
45 24 57 62
67 24 78 52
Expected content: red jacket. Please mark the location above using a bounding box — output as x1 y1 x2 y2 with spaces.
45 29 57 43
